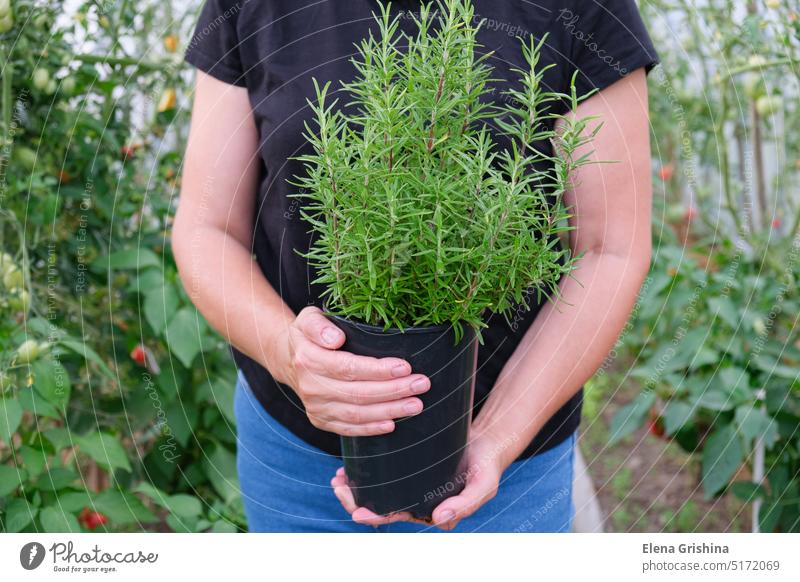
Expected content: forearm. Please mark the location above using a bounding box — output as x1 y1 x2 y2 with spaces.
173 224 295 383
472 250 649 468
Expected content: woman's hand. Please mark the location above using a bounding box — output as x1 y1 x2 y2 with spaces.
330 433 507 530
269 306 431 437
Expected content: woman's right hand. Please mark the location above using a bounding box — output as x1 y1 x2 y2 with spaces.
269 306 430 437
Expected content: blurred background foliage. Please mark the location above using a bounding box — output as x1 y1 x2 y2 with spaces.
0 0 798 532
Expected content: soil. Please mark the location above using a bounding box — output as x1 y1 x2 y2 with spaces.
579 375 750 533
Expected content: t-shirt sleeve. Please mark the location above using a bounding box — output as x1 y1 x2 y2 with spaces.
184 0 247 87
559 0 660 101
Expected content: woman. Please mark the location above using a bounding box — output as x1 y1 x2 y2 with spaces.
174 0 659 532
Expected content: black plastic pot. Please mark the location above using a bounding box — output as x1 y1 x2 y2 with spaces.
329 315 478 520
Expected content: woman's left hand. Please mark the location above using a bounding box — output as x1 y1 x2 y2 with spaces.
330 434 508 530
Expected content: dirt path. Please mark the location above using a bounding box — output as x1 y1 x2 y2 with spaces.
579 379 749 533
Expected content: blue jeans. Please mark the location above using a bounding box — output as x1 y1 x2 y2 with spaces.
234 371 576 532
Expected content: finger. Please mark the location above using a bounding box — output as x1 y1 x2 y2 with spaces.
315 376 428 407
295 306 346 349
432 476 497 531
302 344 413 382
334 470 426 526
351 507 415 527
325 419 396 437
327 397 424 424
331 473 359 515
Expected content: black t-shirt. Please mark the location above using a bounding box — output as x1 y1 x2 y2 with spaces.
184 0 659 459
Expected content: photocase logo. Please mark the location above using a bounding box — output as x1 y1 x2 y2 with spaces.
19 542 46 570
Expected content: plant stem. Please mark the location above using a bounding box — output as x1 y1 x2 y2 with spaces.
750 103 768 231
71 53 169 72
724 57 800 78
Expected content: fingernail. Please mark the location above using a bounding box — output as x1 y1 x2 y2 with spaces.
411 377 430 393
391 363 410 377
379 421 394 432
404 400 422 415
439 510 455 523
322 327 340 345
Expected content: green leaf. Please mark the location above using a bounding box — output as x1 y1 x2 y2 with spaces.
165 308 204 367
662 400 695 435
730 480 767 502
93 489 156 526
166 513 197 533
211 376 237 426
39 506 81 532
210 519 238 533
693 388 736 411
165 494 203 519
19 445 47 479
36 468 79 491
144 283 180 335
752 355 799 379
702 423 744 498
76 432 132 473
32 359 71 410
609 391 655 445
202 443 240 505
17 387 60 419
59 338 115 380
92 248 160 272
44 428 73 451
688 347 719 370
3 498 37 532
0 398 23 445
735 404 779 447
708 296 739 329
759 498 783 532
0 465 27 496
57 491 92 513
133 482 202 519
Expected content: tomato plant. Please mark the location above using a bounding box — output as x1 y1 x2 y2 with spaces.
1 0 242 532
612 0 800 532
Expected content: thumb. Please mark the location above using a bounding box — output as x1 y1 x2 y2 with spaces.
295 306 345 349
432 473 498 530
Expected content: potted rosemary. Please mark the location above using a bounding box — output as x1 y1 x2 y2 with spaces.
293 0 599 519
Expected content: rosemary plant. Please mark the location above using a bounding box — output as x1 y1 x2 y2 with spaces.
293 0 601 338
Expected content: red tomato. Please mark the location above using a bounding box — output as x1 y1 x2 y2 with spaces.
658 164 674 182
648 407 666 439
683 205 698 222
79 507 109 530
130 344 147 366
120 143 143 158
772 218 781 229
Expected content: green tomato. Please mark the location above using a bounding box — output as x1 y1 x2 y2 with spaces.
752 317 767 336
13 146 37 170
666 203 685 223
33 12 51 29
3 263 23 288
16 339 40 364
32 68 50 91
742 73 764 100
756 95 782 117
0 252 14 271
45 78 57 95
8 289 30 313
0 13 13 33
0 0 11 17
61 76 76 95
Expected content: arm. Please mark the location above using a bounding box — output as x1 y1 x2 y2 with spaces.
173 72 430 437
433 67 653 528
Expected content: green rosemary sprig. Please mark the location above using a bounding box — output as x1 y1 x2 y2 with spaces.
291 0 601 340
